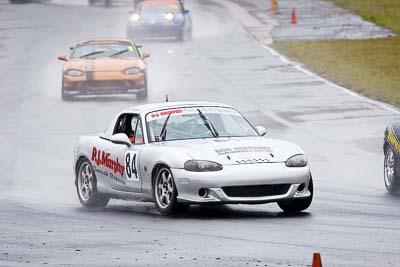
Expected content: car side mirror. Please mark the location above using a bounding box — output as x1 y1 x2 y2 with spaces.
256 126 267 136
111 133 132 147
58 55 68 61
141 52 150 59
183 9 190 14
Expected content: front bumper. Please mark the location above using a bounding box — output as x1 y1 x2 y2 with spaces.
172 163 311 204
63 72 145 95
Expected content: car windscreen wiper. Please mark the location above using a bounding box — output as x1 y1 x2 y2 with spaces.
197 109 219 137
109 49 129 57
79 51 105 58
159 113 172 142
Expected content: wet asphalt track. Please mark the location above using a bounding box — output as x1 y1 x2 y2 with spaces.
1 0 400 266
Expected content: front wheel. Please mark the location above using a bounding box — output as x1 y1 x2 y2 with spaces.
278 175 313 213
153 167 187 215
137 74 148 99
61 81 74 101
76 158 110 208
137 89 147 99
384 147 400 193
61 90 73 101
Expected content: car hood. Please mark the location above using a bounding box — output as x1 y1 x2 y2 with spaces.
64 57 144 72
158 136 303 165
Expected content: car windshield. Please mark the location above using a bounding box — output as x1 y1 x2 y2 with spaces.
146 106 258 142
139 4 180 15
72 41 139 59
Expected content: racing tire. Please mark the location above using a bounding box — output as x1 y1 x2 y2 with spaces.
136 74 148 99
88 0 95 6
278 175 313 213
76 158 110 208
61 82 74 101
153 166 187 215
105 0 111 7
384 147 400 193
61 90 73 101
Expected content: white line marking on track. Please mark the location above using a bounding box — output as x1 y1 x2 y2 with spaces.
258 43 400 115
218 0 400 116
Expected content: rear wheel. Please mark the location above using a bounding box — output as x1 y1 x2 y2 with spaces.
76 158 110 208
384 147 400 193
278 175 313 213
153 166 187 215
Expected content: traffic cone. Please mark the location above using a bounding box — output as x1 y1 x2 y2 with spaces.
312 252 323 267
269 0 278 13
291 8 297 24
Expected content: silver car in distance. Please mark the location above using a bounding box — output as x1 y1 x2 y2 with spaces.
73 101 313 215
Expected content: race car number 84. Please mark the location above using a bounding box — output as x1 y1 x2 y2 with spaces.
125 151 139 181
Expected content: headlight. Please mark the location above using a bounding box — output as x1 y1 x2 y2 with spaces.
123 67 141 75
131 13 140 22
66 69 85 77
285 154 307 167
165 12 175 21
184 160 223 172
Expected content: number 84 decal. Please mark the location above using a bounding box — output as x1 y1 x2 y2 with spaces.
125 151 139 181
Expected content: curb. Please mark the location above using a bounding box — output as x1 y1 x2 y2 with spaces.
219 0 400 115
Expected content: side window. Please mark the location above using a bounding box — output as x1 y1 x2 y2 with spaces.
114 114 128 135
135 119 144 144
131 116 144 144
113 113 144 144
130 116 139 143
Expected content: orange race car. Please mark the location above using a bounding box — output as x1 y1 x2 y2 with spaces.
57 39 150 100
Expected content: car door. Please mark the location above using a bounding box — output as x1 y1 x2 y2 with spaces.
89 136 115 187
106 113 144 193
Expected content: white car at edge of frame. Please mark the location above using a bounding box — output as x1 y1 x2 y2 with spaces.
74 101 313 215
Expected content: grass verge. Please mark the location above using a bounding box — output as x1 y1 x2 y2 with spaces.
274 0 400 106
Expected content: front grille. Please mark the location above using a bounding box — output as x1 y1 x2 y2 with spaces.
86 71 94 81
222 184 291 198
85 80 126 90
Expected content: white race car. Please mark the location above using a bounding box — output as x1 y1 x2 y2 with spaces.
74 102 313 215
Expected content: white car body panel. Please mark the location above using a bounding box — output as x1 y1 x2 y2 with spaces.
74 101 311 205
